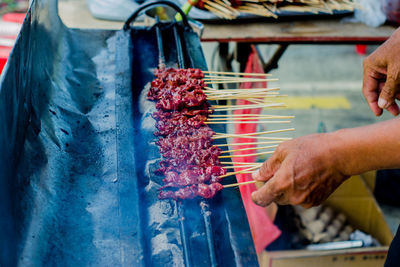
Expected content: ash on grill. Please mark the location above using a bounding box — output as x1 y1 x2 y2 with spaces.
147 67 227 200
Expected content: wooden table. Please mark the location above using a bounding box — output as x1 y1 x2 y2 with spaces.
201 20 396 44
59 1 396 44
199 20 396 72
59 1 397 71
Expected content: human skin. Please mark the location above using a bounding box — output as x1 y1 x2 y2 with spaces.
251 118 400 208
363 27 400 116
252 27 400 208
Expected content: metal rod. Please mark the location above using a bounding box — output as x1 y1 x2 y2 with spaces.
176 201 192 267
173 18 186 68
155 16 166 69
200 202 218 267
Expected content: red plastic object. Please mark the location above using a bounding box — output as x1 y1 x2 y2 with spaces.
2 13 26 24
0 13 24 74
233 45 281 253
355 45 367 56
0 47 12 74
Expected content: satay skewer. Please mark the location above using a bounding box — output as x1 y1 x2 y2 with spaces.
223 180 257 188
207 93 284 99
206 78 278 84
219 150 274 158
209 114 294 118
203 76 275 81
220 161 262 165
205 120 291 124
214 140 285 147
208 116 291 121
220 144 279 154
204 87 280 92
222 164 262 170
203 70 272 77
216 136 292 140
219 165 260 178
211 103 285 112
213 128 295 138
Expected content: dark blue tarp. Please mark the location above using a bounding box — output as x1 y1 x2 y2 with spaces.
0 0 258 266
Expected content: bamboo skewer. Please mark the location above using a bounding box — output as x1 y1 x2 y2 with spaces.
223 180 257 188
203 76 272 81
206 78 278 84
208 116 294 120
209 114 294 118
204 87 280 92
211 103 285 112
214 140 284 147
217 136 292 140
198 0 355 21
206 94 281 99
219 150 275 158
219 165 260 178
220 161 262 165
220 144 278 154
222 164 262 169
203 70 273 77
207 95 282 101
205 120 291 124
213 128 295 139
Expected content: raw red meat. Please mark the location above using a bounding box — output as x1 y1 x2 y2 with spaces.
148 67 226 200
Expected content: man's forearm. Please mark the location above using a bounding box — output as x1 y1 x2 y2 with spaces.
331 118 400 176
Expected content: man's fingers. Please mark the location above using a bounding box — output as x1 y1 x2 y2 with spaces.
362 74 383 116
387 102 400 116
252 143 287 181
378 70 400 109
252 158 278 182
251 177 281 207
367 101 383 117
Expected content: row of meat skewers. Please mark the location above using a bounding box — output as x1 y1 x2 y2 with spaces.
191 0 356 20
147 67 294 199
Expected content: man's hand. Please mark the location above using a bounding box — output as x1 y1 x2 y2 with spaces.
363 28 400 116
251 133 349 208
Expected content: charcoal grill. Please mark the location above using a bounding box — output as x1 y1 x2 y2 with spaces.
0 0 258 266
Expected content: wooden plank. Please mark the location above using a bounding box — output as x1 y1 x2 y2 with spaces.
201 20 396 44
58 0 396 44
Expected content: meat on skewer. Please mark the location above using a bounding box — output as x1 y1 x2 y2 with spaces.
147 67 227 200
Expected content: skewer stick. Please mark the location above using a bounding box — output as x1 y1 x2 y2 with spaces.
222 164 262 169
207 93 282 98
215 141 284 147
209 114 294 118
219 150 275 158
203 76 275 81
208 116 286 121
211 103 285 112
219 165 260 178
205 89 283 94
207 95 283 100
205 120 291 124
216 136 292 141
213 102 280 108
206 78 278 84
204 75 273 80
206 93 282 99
220 161 261 165
213 128 295 138
223 180 257 188
204 87 279 92
220 144 278 154
203 70 272 77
